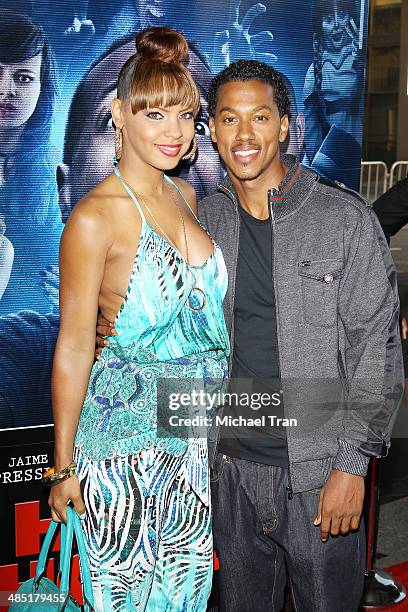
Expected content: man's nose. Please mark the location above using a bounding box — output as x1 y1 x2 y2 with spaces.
236 118 255 141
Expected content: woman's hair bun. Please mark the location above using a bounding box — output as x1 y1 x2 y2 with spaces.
136 27 189 65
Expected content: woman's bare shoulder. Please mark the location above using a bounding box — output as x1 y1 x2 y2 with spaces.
65 173 121 229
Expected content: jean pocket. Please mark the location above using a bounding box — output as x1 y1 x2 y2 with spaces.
210 453 229 482
298 258 344 328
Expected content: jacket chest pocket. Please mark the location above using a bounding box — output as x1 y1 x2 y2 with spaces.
297 258 344 328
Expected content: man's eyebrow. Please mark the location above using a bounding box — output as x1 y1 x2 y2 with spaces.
218 106 236 114
253 105 273 112
218 104 273 113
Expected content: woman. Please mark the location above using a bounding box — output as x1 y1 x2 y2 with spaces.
48 27 229 611
302 0 363 186
0 10 62 315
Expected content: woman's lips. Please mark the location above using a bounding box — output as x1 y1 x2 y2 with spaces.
0 103 17 116
156 144 183 157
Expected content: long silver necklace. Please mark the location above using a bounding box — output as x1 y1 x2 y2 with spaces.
119 173 206 312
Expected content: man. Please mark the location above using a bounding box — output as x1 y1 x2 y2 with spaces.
204 59 402 611
373 176 408 368
99 59 403 611
373 176 408 243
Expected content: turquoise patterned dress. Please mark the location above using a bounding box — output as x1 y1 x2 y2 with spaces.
73 166 229 611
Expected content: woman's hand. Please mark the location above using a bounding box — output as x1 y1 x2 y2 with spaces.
48 475 86 524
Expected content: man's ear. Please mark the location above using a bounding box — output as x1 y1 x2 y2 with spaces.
209 116 217 144
57 163 71 224
278 114 289 143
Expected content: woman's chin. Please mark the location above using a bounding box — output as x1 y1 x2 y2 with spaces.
151 156 184 172
0 116 28 130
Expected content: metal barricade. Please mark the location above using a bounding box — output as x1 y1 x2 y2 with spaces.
359 161 388 203
389 161 408 188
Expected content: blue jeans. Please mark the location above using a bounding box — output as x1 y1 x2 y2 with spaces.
211 453 365 612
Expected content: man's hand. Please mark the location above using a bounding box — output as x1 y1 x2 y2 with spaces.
95 313 116 359
314 469 365 542
401 316 408 409
400 316 407 341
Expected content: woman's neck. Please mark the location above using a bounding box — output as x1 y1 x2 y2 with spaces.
0 126 24 159
0 127 26 186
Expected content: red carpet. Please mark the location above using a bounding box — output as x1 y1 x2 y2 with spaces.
363 563 408 611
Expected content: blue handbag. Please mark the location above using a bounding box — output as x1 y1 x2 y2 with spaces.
10 506 95 611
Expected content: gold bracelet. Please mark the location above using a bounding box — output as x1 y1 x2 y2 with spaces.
42 462 77 487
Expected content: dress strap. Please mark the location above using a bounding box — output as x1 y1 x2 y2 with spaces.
164 175 200 224
114 165 146 225
164 175 216 247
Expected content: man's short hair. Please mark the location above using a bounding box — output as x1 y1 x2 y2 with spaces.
207 59 290 119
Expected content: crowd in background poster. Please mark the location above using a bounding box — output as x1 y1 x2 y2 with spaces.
0 0 369 594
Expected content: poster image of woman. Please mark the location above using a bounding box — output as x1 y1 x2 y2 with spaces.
0 9 63 316
302 0 365 188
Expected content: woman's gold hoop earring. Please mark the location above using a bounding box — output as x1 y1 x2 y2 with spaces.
114 126 123 162
182 135 198 161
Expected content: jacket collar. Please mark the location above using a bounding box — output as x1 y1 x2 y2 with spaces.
217 154 318 219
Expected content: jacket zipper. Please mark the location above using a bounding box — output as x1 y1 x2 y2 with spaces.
268 189 293 500
214 184 240 456
217 184 240 375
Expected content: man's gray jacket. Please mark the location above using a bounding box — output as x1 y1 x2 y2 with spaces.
198 155 404 494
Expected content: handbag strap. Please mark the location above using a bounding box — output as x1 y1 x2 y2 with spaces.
34 519 59 583
59 507 75 594
72 511 94 611
34 508 94 611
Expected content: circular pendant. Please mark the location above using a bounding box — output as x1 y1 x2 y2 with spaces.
188 287 206 311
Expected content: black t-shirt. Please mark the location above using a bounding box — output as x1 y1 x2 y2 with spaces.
218 205 288 466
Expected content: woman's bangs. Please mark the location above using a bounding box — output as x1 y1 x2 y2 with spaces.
130 64 200 115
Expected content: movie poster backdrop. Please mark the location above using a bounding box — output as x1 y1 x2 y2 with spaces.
0 0 369 602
